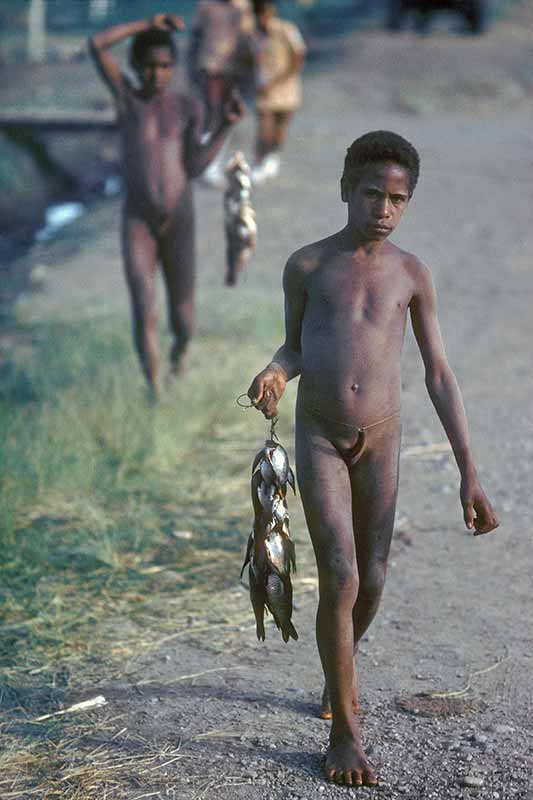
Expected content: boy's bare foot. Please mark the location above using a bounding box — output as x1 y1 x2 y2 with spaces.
169 346 188 380
325 728 377 787
320 684 360 720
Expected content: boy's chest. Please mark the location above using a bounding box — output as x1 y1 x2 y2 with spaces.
124 95 187 143
307 264 410 325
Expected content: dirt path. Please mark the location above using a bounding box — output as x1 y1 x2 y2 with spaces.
6 13 533 800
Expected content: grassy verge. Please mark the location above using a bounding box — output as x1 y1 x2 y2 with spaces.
0 303 308 797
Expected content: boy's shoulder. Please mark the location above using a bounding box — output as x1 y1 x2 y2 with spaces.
274 17 306 49
388 242 431 278
285 235 337 278
388 244 434 297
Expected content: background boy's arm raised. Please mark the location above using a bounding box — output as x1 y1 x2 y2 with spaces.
409 259 499 535
248 252 306 418
88 14 184 99
184 92 245 178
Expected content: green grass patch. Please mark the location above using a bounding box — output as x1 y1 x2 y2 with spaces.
0 301 297 684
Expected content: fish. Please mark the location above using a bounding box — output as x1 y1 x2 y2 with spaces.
248 563 267 641
252 440 296 495
264 528 296 577
224 151 257 287
243 429 298 643
265 571 298 643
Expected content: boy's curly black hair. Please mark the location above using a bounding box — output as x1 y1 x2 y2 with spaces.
342 131 420 197
129 28 177 69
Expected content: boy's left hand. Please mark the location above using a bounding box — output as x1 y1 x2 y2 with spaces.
151 13 185 31
223 91 245 125
460 477 499 535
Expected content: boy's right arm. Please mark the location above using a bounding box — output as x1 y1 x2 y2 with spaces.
247 253 306 419
88 14 184 98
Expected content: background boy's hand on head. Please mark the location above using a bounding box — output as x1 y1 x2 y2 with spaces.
461 478 500 535
247 364 287 419
150 13 185 32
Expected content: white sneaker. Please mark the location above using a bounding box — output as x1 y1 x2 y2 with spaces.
251 153 281 185
263 153 280 178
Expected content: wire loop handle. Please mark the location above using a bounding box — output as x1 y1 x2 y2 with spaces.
236 394 279 440
236 393 255 408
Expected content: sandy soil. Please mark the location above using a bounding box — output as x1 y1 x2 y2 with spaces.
6 9 533 799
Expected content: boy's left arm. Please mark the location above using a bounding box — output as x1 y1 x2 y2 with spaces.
184 92 245 178
409 261 499 536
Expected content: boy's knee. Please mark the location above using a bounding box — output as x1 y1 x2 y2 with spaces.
358 562 386 603
320 558 359 606
170 305 194 340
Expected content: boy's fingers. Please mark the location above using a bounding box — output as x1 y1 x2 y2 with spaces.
473 507 499 535
247 378 264 405
463 502 474 530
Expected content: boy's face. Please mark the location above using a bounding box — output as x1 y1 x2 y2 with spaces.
342 162 410 242
136 46 175 95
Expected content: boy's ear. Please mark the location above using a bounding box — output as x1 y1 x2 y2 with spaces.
340 176 349 203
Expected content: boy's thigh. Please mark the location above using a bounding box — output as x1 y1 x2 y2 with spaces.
274 110 293 129
295 414 356 566
121 214 158 303
350 424 402 568
158 212 196 304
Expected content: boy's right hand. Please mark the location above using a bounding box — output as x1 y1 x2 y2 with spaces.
247 363 288 419
150 13 185 31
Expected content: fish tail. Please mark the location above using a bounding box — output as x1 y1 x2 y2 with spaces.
286 621 298 641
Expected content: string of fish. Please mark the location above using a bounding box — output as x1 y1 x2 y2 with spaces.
241 416 299 643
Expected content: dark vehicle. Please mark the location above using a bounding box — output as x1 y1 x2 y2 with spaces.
387 0 489 34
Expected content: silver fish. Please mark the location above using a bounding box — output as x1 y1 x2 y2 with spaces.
243 430 298 643
248 563 266 641
257 480 277 513
264 529 296 578
265 571 298 643
224 151 257 287
252 441 296 495
271 493 289 527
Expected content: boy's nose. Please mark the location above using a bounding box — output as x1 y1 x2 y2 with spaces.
376 198 391 218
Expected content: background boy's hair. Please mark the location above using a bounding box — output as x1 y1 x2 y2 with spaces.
253 0 275 14
129 28 177 69
342 131 420 196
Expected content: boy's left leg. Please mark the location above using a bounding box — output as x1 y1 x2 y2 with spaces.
350 424 400 644
255 110 276 162
321 420 401 720
158 206 196 378
272 110 293 151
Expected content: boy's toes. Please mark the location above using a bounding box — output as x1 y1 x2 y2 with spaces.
363 767 378 786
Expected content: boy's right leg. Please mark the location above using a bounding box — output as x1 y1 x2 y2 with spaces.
295 411 377 787
121 212 160 396
158 206 196 378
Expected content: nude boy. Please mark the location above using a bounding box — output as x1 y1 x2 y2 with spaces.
89 14 243 397
247 131 499 786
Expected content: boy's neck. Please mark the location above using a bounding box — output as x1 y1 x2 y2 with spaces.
338 225 389 257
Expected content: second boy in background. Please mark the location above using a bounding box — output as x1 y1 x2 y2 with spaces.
252 0 306 183
89 14 243 397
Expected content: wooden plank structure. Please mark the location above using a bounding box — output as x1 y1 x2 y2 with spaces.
0 109 116 132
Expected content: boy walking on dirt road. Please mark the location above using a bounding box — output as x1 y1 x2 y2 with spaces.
251 0 306 183
247 131 499 786
89 14 243 397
